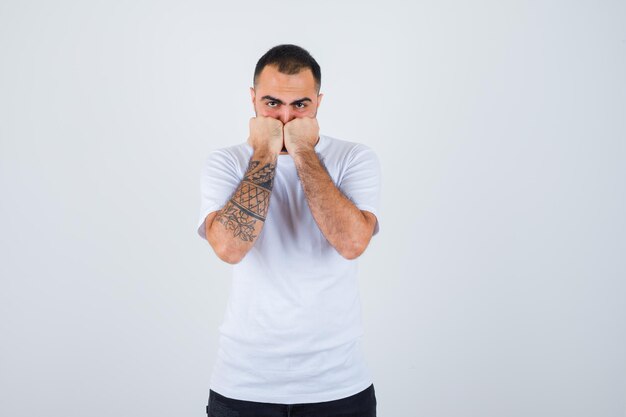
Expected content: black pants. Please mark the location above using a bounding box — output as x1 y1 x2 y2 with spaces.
206 384 377 417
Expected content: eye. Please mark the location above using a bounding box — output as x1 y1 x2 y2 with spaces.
267 101 278 108
294 102 307 109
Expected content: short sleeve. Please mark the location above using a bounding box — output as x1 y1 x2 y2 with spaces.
338 145 382 235
196 150 242 240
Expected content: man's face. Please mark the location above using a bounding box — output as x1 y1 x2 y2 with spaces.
250 64 323 125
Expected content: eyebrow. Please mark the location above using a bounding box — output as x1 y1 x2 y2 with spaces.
261 95 312 105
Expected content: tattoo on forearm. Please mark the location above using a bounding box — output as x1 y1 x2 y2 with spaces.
215 159 276 241
215 201 258 241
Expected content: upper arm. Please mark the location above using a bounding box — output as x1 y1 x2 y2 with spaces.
361 210 378 237
196 150 242 240
204 211 219 241
339 146 382 236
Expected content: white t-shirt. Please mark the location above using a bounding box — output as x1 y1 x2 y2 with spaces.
196 134 382 404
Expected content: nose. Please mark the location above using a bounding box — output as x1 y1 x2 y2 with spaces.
278 107 295 124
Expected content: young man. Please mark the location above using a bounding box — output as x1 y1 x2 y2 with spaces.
197 44 381 417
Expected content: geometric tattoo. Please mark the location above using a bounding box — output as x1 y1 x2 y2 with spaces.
215 159 277 242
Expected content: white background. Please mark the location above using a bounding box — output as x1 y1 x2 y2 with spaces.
1 1 625 416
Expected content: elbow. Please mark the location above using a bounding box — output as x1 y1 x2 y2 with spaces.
212 242 246 264
205 216 248 264
338 211 377 260
338 239 369 260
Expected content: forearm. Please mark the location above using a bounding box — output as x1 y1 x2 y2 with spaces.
292 148 373 259
207 151 277 263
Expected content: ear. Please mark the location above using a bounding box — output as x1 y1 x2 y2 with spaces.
317 93 324 109
250 87 256 103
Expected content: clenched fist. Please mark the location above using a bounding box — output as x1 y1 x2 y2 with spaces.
248 116 284 156
284 117 319 155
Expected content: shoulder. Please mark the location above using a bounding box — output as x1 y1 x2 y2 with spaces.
320 134 379 167
203 142 252 169
205 141 251 162
201 142 252 180
320 134 378 161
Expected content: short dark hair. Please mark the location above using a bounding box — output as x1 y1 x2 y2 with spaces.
253 44 321 93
